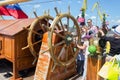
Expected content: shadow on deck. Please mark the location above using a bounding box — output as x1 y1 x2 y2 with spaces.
0 59 34 80
0 59 82 80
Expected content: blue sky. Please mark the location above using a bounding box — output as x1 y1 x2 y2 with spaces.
2 0 120 28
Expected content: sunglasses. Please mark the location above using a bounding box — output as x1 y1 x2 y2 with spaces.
87 22 91 23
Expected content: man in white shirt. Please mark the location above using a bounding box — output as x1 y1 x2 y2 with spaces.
87 19 98 36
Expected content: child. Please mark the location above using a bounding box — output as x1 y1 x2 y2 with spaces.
76 49 85 75
77 34 91 80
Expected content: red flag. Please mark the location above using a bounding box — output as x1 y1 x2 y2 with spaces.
5 4 28 19
0 6 11 16
0 4 28 19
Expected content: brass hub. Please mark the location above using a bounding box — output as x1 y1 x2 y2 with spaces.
65 34 73 46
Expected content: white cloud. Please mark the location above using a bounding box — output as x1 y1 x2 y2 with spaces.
116 20 120 24
34 4 40 9
90 16 96 19
78 14 81 17
77 1 81 3
33 4 40 12
111 20 115 23
57 0 62 4
78 13 89 17
111 19 120 24
85 14 89 17
115 16 120 18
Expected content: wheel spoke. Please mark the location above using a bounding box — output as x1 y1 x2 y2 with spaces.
53 40 65 48
58 44 66 59
22 40 42 50
65 45 69 61
67 17 69 32
40 48 49 54
46 18 50 31
53 30 65 39
58 19 65 33
69 44 74 56
30 40 42 47
22 45 29 50
31 29 42 36
32 40 42 46
51 45 65 72
56 23 61 30
24 28 42 36
54 7 65 33
51 63 57 72
38 20 46 32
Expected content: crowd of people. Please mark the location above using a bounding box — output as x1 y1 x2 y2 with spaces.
76 18 120 80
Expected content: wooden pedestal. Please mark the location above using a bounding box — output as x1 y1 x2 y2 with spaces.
34 32 77 80
86 55 105 80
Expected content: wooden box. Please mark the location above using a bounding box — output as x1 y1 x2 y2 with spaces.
0 19 35 80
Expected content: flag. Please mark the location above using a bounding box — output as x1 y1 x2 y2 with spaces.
0 6 11 16
91 2 98 12
5 4 28 19
97 8 103 22
82 0 87 12
0 4 28 19
91 2 103 22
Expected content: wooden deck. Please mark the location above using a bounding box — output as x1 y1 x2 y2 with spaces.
0 59 82 80
0 59 34 80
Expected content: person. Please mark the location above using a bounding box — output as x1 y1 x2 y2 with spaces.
114 54 120 61
87 19 98 37
101 24 109 35
77 34 91 80
98 25 120 61
76 50 85 75
76 27 86 76
76 19 88 76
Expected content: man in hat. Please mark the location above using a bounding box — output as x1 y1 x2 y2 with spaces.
99 25 120 61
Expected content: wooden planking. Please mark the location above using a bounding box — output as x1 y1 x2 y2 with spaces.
34 42 51 80
0 36 4 56
14 30 35 70
4 37 14 60
0 19 34 36
0 20 19 30
86 55 105 80
14 30 32 58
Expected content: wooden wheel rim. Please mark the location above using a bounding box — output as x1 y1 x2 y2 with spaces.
49 13 81 66
28 15 53 58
